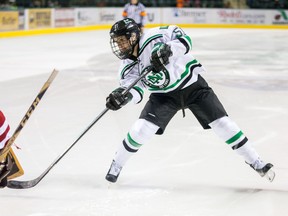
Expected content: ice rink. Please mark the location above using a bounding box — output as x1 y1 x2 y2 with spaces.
0 27 288 216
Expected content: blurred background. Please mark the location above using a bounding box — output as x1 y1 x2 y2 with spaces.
1 0 287 11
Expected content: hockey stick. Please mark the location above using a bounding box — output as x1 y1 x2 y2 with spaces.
0 70 59 162
7 66 153 189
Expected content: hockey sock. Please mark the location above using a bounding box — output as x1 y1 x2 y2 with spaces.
114 119 159 167
209 116 262 166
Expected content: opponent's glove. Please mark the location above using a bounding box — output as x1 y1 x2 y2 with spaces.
0 154 12 188
150 42 173 73
106 87 133 111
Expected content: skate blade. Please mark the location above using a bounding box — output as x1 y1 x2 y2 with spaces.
264 168 275 182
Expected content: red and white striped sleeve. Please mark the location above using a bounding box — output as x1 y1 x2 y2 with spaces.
0 110 11 149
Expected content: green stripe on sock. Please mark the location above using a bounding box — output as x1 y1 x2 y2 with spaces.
226 131 243 144
127 133 142 148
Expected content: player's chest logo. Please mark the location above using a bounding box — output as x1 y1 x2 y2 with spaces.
142 67 170 89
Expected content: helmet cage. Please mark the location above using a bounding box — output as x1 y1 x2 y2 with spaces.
110 18 140 60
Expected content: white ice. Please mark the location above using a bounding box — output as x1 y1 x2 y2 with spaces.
0 28 288 216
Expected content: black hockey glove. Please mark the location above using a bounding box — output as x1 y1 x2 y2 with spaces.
150 42 173 73
0 154 13 188
106 87 133 111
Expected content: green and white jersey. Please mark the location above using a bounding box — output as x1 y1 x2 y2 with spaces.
118 25 205 104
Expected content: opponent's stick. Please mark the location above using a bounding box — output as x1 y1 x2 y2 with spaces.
0 70 58 161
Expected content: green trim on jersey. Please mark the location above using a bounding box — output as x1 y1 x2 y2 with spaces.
139 34 163 56
127 133 142 148
182 35 192 50
226 131 244 144
159 26 169 29
148 59 198 92
120 61 138 79
133 86 144 95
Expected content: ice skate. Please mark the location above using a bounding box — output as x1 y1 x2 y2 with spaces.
249 161 275 182
105 160 122 183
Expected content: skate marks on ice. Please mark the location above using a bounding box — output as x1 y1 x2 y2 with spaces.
4 175 287 216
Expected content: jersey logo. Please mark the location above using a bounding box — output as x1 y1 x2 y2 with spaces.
142 67 170 89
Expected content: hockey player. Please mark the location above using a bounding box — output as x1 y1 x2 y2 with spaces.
0 110 24 188
105 18 275 183
122 0 146 34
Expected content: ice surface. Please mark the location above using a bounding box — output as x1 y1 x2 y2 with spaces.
0 28 288 216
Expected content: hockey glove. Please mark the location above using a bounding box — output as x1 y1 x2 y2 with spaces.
0 153 13 188
150 42 173 73
106 87 133 111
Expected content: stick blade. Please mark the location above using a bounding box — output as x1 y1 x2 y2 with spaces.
7 178 40 189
